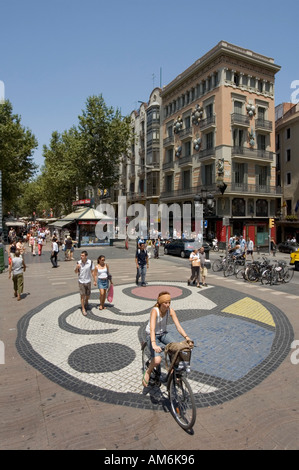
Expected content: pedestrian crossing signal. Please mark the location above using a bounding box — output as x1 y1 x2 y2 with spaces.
269 218 274 228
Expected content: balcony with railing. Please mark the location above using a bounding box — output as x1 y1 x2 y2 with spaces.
231 113 250 127
255 119 273 132
180 127 192 140
232 146 274 161
160 183 218 200
178 155 193 166
226 182 282 196
163 135 174 147
196 147 216 160
199 115 216 131
162 160 175 171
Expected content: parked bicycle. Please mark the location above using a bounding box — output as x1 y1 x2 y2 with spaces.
223 253 246 277
212 254 232 272
241 256 271 283
261 259 294 285
141 341 196 431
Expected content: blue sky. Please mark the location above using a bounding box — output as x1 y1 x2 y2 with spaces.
1 0 299 170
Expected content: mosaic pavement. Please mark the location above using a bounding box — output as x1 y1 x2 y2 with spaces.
16 282 294 410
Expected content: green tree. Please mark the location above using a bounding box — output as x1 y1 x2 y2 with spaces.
78 95 132 193
42 127 85 216
0 100 38 214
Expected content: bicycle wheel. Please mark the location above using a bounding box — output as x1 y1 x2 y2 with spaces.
235 266 246 279
246 265 260 282
261 268 271 285
223 262 234 277
282 268 294 283
168 374 196 430
212 259 223 272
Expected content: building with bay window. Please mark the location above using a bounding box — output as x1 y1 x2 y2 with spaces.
160 40 281 246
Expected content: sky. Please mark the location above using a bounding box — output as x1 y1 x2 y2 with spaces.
1 0 299 171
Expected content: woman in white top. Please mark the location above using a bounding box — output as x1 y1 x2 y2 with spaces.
142 291 192 387
93 255 112 310
188 249 201 288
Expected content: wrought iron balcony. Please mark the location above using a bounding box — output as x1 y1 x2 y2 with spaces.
231 113 250 127
255 119 273 131
232 146 274 161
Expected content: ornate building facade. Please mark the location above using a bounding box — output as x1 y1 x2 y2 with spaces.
112 41 282 246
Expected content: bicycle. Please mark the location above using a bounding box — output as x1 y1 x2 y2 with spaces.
261 260 294 285
212 254 231 272
223 254 245 277
243 256 271 283
141 341 196 431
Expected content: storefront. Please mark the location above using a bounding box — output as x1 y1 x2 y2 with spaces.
49 207 113 247
215 219 275 250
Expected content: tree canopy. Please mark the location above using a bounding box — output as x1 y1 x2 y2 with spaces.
1 95 132 218
0 100 38 215
39 94 132 217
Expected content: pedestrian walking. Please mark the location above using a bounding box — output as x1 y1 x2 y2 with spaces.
154 239 160 259
8 239 17 260
135 243 149 286
199 246 208 286
8 249 26 301
246 238 254 261
16 237 26 257
37 235 44 256
29 233 36 256
75 250 94 315
188 248 201 288
93 255 111 310
64 236 73 261
50 237 59 267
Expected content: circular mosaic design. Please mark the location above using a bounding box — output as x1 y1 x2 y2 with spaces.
68 343 135 373
131 285 183 300
16 282 294 410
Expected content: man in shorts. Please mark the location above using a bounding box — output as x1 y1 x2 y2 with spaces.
75 250 94 315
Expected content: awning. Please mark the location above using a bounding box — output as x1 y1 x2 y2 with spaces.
48 220 74 228
5 221 25 227
47 206 112 229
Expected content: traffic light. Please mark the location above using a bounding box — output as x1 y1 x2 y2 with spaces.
218 182 227 195
269 218 275 228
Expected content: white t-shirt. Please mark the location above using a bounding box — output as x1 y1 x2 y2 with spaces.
11 257 23 275
77 259 94 284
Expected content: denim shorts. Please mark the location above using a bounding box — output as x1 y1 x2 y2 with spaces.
146 332 175 358
97 278 108 290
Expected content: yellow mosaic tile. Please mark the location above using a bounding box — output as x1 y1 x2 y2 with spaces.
221 297 275 327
